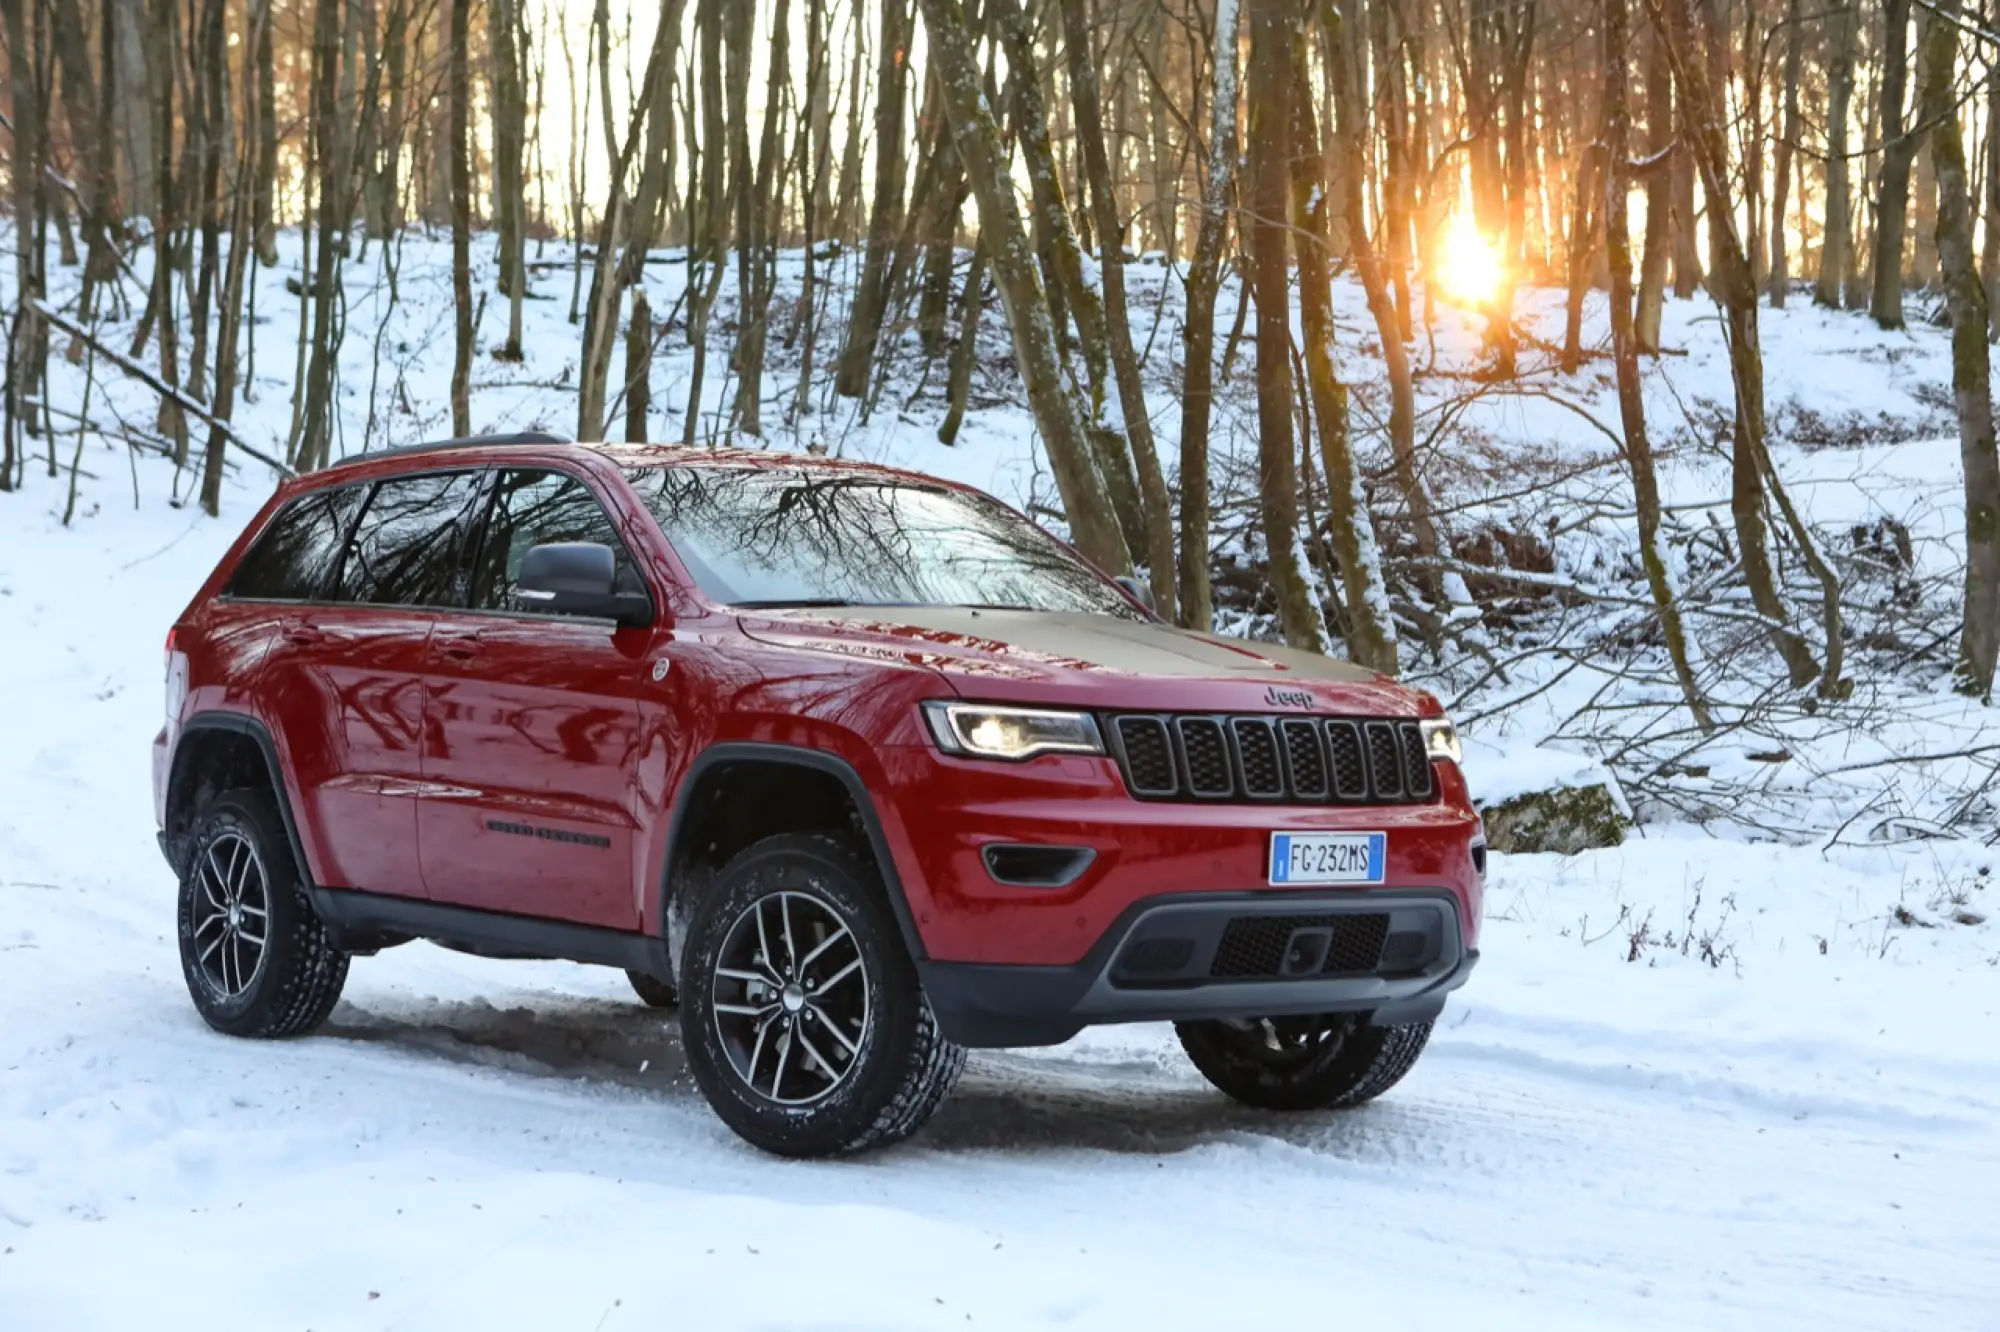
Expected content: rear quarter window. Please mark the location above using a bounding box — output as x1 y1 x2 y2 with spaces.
226 485 368 602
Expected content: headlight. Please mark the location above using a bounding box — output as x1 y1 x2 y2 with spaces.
923 702 1105 761
1420 717 1463 764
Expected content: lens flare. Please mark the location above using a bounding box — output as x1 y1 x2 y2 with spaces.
1436 215 1505 308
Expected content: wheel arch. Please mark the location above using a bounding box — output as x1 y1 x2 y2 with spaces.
658 742 927 982
165 712 313 887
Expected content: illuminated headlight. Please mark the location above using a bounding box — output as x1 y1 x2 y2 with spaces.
923 702 1105 761
1420 717 1463 764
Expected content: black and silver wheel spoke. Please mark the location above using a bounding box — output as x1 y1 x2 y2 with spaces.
188 830 272 1001
712 889 872 1107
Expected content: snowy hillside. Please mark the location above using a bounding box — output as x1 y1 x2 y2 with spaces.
3 234 1999 1328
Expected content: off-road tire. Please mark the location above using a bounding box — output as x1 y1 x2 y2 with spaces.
680 833 965 1156
177 788 349 1038
626 969 679 1009
1176 1014 1433 1112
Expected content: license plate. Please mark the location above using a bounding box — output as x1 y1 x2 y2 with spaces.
1269 832 1386 885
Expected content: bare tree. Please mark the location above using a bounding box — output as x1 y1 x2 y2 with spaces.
1817 0 1857 309
1869 0 1916 329
1766 0 1801 307
449 0 473 436
1652 0 1826 690
1605 0 1711 729
834 0 910 398
1289 17 1396 672
1177 0 1241 632
492 0 529 360
1245 0 1330 652
913 0 1132 575
1061 0 1177 620
1917 0 2000 694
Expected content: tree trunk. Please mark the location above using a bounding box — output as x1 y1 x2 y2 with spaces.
147 0 186 456
1653 0 1823 688
732 0 789 437
1245 0 1330 652
204 1 268 516
1061 0 1177 621
681 0 731 444
833 5 867 241
111 0 154 222
625 289 653 442
1561 144 1602 373
1289 28 1396 673
370 0 409 243
449 0 473 436
1983 38 2000 340
1 0 45 490
1330 0 1446 633
1176 0 1241 632
1817 0 1855 309
492 0 527 359
185 0 228 404
997 0 1111 414
1766 0 1800 307
1869 0 1915 328
912 0 1132 576
834 0 909 397
47 0 119 312
938 243 987 446
1920 1 2000 693
1636 35 1671 349
254 0 278 263
1669 76 1702 299
1605 0 1711 731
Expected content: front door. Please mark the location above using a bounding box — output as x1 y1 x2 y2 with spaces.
418 468 652 929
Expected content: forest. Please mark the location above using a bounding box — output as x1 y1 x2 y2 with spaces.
5 0 2000 827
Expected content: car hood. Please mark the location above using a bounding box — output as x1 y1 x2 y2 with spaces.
735 606 1429 715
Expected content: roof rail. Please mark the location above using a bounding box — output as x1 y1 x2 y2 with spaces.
323 430 573 470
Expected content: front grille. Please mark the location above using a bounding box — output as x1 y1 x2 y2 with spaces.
1210 913 1392 978
1107 713 1437 805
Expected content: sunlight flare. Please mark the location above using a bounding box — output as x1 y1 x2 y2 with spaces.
1436 215 1506 308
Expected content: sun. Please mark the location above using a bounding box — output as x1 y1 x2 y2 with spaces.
1436 214 1505 308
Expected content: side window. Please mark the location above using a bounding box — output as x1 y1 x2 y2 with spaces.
227 485 367 602
470 469 644 614
329 471 487 608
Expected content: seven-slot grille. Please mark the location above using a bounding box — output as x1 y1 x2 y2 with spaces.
1107 714 1436 805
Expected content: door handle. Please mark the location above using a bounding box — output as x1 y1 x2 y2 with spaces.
435 632 482 662
282 624 325 647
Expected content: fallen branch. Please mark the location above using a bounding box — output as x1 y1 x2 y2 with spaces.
30 299 294 479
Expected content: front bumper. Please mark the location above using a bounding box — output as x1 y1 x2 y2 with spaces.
917 888 1476 1048
878 744 1485 966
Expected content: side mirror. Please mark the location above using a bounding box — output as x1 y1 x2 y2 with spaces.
517 542 653 627
1114 574 1157 614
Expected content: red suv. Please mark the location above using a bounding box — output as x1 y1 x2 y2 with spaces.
154 435 1483 1155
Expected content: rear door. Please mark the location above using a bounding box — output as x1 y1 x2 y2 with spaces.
417 467 652 928
258 470 486 898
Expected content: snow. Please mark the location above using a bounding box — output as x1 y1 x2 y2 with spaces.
1 491 1996 1328
1462 735 1626 809
4 230 2000 1328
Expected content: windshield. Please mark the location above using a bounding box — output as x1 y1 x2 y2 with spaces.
621 465 1142 618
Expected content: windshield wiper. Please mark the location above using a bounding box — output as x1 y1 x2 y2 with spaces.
731 598 869 609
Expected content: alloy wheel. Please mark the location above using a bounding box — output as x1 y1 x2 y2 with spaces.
189 830 271 1000
710 890 872 1106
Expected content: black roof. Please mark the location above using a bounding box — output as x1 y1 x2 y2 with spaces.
321 431 573 471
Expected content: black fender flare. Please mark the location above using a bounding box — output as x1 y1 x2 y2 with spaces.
167 711 313 885
657 741 929 980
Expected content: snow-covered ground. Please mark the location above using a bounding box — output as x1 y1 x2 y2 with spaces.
4 234 2000 1327
2 473 1996 1329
